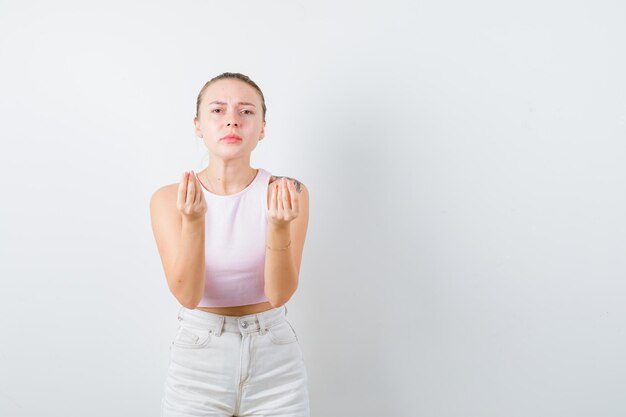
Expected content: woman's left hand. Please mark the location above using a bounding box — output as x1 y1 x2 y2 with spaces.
268 177 299 227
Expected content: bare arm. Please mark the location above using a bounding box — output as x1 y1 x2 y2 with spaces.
150 171 207 309
265 222 297 306
264 176 309 307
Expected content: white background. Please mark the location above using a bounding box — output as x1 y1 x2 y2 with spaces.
1 0 625 416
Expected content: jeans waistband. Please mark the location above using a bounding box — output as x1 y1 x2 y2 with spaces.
177 305 288 337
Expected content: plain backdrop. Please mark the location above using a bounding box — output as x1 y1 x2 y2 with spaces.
0 0 625 416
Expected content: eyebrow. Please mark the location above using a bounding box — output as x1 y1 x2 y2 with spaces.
208 100 256 107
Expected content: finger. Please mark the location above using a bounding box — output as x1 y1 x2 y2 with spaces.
275 180 282 213
191 171 201 205
187 171 195 204
287 179 295 211
196 173 204 206
178 171 188 205
281 178 290 211
287 178 298 213
270 181 277 211
276 178 283 213
283 178 292 210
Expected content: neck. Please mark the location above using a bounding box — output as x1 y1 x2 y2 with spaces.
201 165 258 195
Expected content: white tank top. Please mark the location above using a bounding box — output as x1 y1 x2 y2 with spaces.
193 168 272 307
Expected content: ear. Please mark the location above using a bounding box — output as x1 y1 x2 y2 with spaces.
259 120 266 140
193 116 202 138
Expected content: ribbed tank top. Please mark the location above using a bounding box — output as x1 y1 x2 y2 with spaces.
193 168 272 307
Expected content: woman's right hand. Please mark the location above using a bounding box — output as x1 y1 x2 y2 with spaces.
177 170 207 222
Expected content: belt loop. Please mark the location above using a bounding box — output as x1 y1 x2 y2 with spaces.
284 304 288 316
214 316 225 337
257 312 267 335
177 306 184 322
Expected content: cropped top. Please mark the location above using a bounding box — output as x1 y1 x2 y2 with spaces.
193 168 272 307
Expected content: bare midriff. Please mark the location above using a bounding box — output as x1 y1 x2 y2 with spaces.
195 301 275 317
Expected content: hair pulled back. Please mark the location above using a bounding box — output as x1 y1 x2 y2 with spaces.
195 72 266 122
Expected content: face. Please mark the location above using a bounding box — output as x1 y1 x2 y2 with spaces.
193 78 266 160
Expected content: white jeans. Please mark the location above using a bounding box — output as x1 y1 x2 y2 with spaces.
161 304 311 417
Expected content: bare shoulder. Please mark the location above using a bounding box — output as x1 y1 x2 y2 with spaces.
150 182 179 206
267 175 309 210
150 182 182 224
268 175 307 194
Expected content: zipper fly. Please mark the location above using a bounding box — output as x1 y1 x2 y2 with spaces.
233 332 254 416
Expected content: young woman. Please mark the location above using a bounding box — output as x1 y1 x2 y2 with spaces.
150 72 311 417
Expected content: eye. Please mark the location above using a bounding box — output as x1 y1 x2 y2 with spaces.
211 108 222 113
243 110 254 115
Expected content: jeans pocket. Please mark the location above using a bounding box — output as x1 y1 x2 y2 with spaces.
172 325 212 349
267 320 298 345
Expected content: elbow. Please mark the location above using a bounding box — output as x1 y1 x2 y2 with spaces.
181 292 203 310
269 298 286 309
266 288 297 309
168 275 203 310
181 300 199 310
172 287 201 310
265 291 283 308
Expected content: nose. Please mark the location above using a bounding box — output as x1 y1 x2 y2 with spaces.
226 114 241 127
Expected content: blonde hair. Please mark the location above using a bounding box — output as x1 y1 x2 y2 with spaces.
195 72 266 122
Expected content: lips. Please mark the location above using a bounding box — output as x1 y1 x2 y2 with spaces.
221 134 242 140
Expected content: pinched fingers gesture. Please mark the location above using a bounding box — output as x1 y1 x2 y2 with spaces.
268 177 299 227
177 170 207 222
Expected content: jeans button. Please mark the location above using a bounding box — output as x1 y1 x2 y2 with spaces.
241 321 248 328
